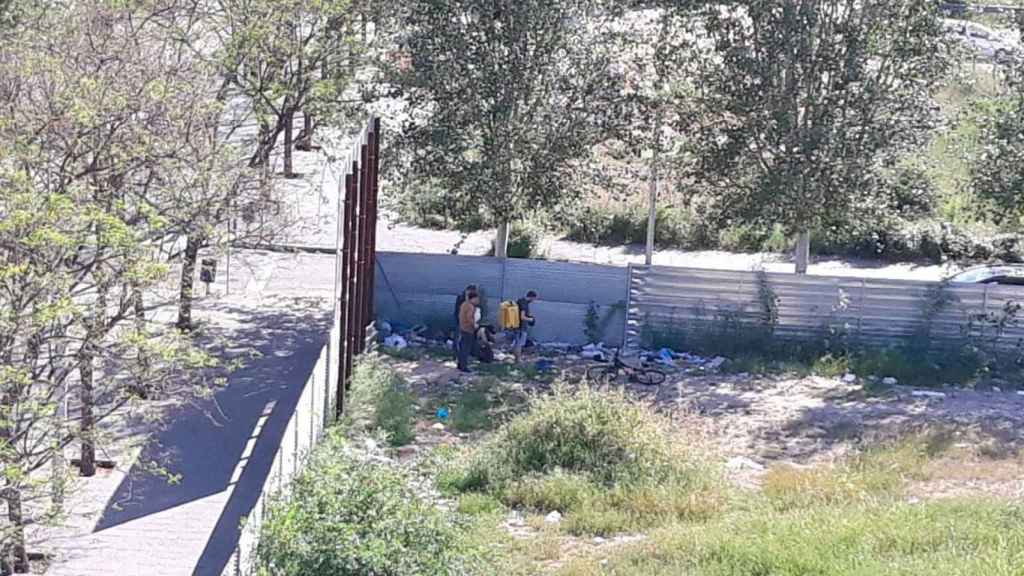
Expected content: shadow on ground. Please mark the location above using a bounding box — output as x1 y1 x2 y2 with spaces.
93 298 332 575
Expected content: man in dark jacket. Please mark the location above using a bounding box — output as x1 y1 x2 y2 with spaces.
513 290 538 363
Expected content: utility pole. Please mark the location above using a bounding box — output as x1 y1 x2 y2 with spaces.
645 112 662 266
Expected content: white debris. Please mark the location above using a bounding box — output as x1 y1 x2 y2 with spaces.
726 456 766 472
882 377 898 386
1017 391 1024 397
707 357 727 370
581 343 610 362
594 536 607 544
544 511 562 524
911 390 946 399
993 387 1002 393
431 422 446 431
383 334 408 349
841 373 857 384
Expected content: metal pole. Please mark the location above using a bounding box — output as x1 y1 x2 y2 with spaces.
645 113 662 266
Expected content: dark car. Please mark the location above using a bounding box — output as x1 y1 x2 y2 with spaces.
948 264 1024 286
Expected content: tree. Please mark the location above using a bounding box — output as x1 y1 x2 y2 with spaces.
387 0 631 256
0 2 221 570
970 15 1024 228
213 0 367 175
686 0 951 272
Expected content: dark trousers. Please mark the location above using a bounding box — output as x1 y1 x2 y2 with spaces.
457 330 475 371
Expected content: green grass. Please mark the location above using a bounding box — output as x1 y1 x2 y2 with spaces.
437 385 723 535
347 354 416 446
762 440 932 511
450 388 494 433
558 500 1024 576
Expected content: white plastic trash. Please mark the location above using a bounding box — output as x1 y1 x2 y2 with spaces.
384 334 408 349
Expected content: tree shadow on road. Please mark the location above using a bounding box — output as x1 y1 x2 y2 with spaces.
92 298 332 575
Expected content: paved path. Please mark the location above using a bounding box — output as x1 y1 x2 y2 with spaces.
43 295 332 576
41 139 340 576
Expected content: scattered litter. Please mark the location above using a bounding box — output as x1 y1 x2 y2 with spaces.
431 422 446 431
882 377 898 386
726 456 766 472
378 320 393 337
446 339 454 350
1017 391 1024 397
542 342 573 350
594 536 607 544
911 390 946 399
581 343 610 362
656 348 676 367
383 334 408 349
841 373 857 384
993 386 1002 393
435 406 450 421
544 511 563 524
707 357 727 371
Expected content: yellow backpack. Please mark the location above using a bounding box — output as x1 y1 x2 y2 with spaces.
499 301 520 330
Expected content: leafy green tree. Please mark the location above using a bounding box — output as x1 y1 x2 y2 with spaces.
686 0 951 272
387 0 632 256
213 0 368 175
970 15 1024 228
0 2 222 570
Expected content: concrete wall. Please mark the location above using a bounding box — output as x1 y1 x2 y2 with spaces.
374 252 628 345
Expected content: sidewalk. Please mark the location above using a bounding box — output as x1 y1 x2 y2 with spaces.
40 144 341 575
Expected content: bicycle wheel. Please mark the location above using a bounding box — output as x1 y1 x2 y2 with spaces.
585 365 616 385
632 368 666 386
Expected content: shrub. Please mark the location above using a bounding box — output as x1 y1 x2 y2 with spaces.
491 220 546 259
452 385 695 490
347 355 416 446
850 345 987 387
256 432 471 576
439 386 722 534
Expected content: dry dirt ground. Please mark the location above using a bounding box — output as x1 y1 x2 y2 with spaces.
386 351 1024 502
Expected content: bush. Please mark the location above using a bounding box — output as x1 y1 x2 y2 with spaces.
451 385 695 490
438 385 722 534
347 355 416 446
850 345 987 388
490 220 546 259
564 203 710 250
256 432 471 576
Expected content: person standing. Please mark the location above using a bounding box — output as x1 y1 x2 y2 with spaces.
513 290 538 363
457 290 480 373
453 284 478 357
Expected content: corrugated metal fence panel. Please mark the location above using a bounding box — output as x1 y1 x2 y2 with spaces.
374 253 628 345
628 265 1024 351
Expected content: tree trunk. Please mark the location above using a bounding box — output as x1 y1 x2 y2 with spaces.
131 284 149 399
78 279 106 478
2 485 30 574
176 235 202 332
795 230 810 275
494 222 510 259
296 112 314 151
78 351 96 477
283 111 295 178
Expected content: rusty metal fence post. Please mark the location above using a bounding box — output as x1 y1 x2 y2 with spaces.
334 118 381 419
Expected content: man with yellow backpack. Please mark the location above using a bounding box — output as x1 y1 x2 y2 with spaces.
500 290 537 363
